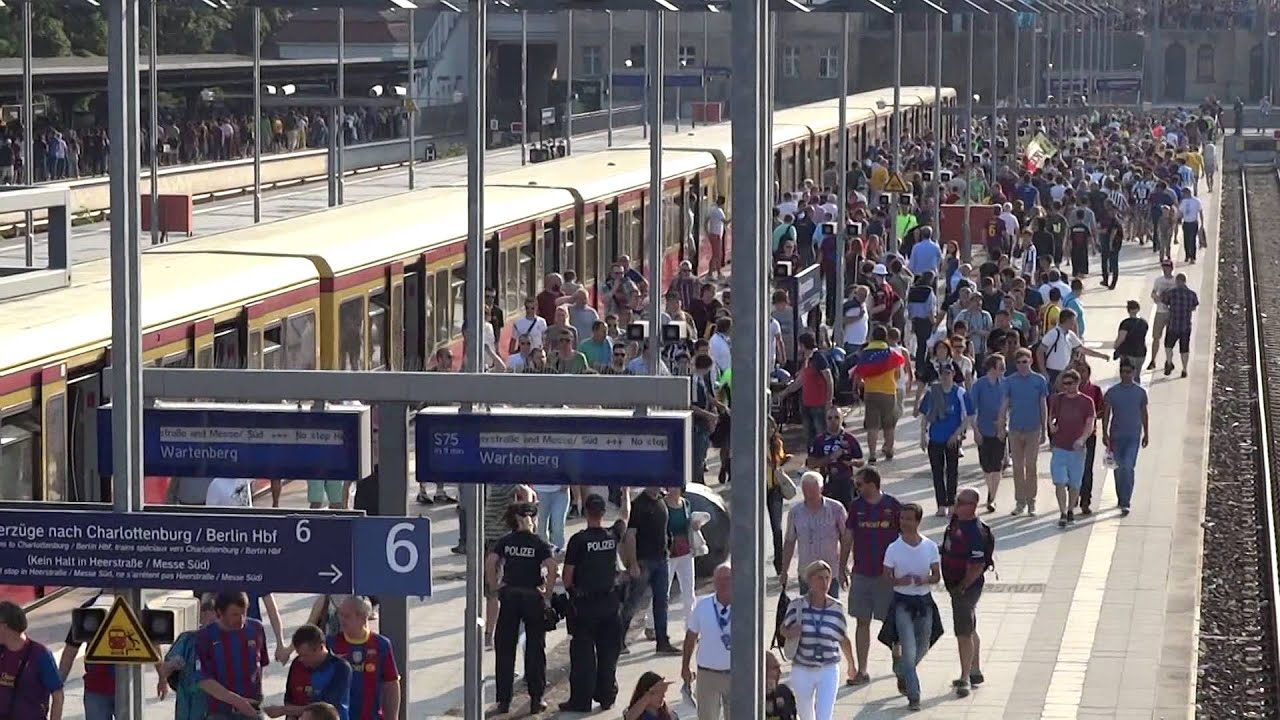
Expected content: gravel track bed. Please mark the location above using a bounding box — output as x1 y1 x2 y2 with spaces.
1196 169 1279 718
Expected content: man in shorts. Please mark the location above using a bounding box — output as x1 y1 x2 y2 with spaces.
839 467 901 684
941 487 990 697
1047 369 1096 528
307 480 346 509
852 325 908 463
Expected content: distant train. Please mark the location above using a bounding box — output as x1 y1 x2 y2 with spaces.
0 85 955 603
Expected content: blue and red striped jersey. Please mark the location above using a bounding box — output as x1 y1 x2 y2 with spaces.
328 631 399 720
195 618 269 713
285 654 353 720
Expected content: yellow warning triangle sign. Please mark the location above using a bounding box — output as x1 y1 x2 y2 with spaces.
84 597 160 665
884 172 910 194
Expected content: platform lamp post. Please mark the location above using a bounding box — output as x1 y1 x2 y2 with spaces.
20 0 32 265
887 0 945 255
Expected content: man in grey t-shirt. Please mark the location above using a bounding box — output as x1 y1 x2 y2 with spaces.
1101 362 1149 515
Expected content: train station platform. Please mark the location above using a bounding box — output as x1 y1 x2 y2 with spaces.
23 183 1219 719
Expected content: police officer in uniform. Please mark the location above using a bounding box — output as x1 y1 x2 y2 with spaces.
484 502 558 715
559 494 624 712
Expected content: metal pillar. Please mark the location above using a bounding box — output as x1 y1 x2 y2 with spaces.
253 6 262 222
990 13 998 181
1075 15 1084 99
107 1 145 716
1012 11 1020 110
890 12 902 254
699 11 708 129
933 11 943 229
337 8 346 205
327 104 338 207
834 12 848 346
728 0 767 715
607 11 614 146
1057 14 1065 102
963 16 974 261
1031 15 1039 104
566 9 574 154
21 0 32 265
646 10 665 374
643 17 649 140
674 13 681 131
376 401 411 720
408 7 417 190
148 1 159 247
463 0 487 715
521 10 528 164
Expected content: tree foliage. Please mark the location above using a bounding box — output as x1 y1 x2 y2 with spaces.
0 2 292 58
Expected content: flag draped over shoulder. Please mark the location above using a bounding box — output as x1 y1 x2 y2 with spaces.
852 343 906 379
1024 132 1059 172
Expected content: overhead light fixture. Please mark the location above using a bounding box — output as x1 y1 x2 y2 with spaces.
779 0 812 11
624 58 634 68
370 84 385 97
706 3 721 10
281 83 296 96
200 0 218 7
439 0 462 11
653 0 679 11
389 0 418 7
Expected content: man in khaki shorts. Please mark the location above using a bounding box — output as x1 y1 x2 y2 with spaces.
852 325 908 463
839 467 902 683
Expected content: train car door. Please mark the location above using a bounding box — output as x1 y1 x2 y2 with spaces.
404 259 426 372
39 365 66 502
66 368 103 502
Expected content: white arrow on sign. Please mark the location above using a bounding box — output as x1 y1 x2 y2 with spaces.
318 564 344 585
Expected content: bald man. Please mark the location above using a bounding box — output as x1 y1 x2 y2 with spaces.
940 487 992 698
300 702 340 720
681 564 733 719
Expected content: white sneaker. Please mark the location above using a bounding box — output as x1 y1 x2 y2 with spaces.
1027 500 1037 516
1010 503 1026 516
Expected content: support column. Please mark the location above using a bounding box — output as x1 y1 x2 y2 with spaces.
646 10 665 373
376 402 411 720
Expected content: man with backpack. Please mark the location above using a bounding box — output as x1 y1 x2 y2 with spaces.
940 487 993 699
157 594 218 720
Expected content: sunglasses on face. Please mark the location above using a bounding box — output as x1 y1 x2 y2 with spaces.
1061 380 1077 386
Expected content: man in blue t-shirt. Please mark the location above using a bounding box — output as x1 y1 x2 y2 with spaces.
1102 362 1150 515
999 348 1050 517
270 625 352 720
970 354 1008 513
919 364 975 515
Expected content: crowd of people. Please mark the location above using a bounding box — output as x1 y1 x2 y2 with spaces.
0 106 409 184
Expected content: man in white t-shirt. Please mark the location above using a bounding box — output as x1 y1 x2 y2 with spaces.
842 286 870 353
1036 309 1108 387
681 564 733 719
1176 187 1204 264
767 314 784 369
1147 259 1177 368
704 195 728 277
509 298 548 354
881 503 940 712
206 478 253 507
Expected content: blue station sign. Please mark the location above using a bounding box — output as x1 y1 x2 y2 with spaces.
415 408 691 487
0 509 432 597
98 402 372 480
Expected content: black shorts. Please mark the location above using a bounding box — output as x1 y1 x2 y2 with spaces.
1163 329 1191 354
950 584 983 636
977 436 1006 474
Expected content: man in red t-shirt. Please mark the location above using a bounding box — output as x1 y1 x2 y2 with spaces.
1047 368 1096 528
776 332 835 447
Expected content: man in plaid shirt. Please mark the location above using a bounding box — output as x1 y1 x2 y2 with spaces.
1160 272 1199 378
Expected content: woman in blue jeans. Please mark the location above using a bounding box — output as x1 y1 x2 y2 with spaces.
880 503 942 712
533 484 570 552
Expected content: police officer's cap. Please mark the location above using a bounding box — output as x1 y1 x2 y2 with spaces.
583 494 608 515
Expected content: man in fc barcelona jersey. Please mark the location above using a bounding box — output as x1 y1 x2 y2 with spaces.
267 625 351 720
327 596 401 720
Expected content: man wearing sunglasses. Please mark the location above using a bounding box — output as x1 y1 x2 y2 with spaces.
1102 362 1150 516
1047 369 1096 528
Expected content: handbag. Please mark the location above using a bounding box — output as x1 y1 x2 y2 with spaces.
690 511 711 557
775 468 798 500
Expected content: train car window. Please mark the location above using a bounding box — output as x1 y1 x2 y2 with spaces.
263 324 285 370
431 269 449 354
162 351 191 368
212 322 241 369
248 330 263 369
369 290 389 371
339 296 367 371
450 269 466 339
391 283 404 372
0 411 39 501
663 192 682 253
518 245 534 309
404 273 422 371
286 311 317 370
583 214 598 287
486 233 500 291
43 395 66 502
628 207 643 266
503 246 520 314
603 205 618 268
66 374 99 503
542 221 559 274
197 346 213 369
561 225 576 280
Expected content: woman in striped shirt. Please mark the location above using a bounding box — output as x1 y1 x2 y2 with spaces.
779 561 856 720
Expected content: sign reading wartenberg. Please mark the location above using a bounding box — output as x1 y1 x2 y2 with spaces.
415 408 690 487
98 402 372 480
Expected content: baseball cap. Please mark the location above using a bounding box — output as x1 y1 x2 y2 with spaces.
873 263 890 275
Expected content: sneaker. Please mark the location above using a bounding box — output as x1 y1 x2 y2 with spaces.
848 671 871 686
1010 503 1026 516
655 644 682 656
868 456 877 466
884 451 894 462
529 700 548 714
1181 369 1188 378
908 699 922 711
415 491 434 505
434 492 457 504
1146 362 1156 370
643 628 656 641
935 507 948 518
953 679 971 698
970 671 985 686
450 545 466 555
1164 363 1174 376
1058 513 1068 528
487 703 509 717
1027 501 1037 516
986 501 997 514
1067 511 1076 525
558 701 593 713
1120 506 1131 517
1079 505 1093 516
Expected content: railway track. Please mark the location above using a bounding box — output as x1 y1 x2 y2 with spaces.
1198 167 1280 717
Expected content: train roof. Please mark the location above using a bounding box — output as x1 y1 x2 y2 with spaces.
478 146 719 203
0 252 318 375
